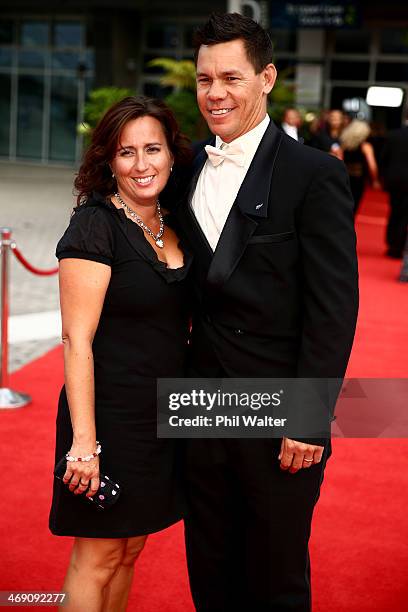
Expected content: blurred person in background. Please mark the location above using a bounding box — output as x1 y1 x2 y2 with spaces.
381 115 408 258
400 238 408 281
309 108 347 160
369 121 387 165
307 109 329 142
279 107 305 142
340 119 381 215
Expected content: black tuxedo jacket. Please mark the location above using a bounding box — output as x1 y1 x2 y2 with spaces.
175 120 359 381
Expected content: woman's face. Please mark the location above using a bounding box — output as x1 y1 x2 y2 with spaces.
111 115 173 207
328 110 344 130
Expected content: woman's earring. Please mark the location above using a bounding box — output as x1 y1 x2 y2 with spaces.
170 166 173 173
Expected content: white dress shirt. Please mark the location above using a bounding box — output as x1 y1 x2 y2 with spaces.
192 114 270 251
282 122 299 141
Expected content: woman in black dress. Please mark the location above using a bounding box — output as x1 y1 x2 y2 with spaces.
340 119 381 215
49 97 191 611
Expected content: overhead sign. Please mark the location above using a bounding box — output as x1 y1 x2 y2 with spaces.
270 2 361 29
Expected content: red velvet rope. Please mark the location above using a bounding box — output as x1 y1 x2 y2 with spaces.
12 246 58 276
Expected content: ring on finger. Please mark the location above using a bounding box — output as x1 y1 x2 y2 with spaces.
303 457 314 463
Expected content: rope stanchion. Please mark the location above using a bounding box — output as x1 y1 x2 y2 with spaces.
12 245 58 276
1 227 33 409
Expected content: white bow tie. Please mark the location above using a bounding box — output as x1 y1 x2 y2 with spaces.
205 143 246 167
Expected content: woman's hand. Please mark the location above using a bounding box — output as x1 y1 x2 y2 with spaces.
63 451 100 497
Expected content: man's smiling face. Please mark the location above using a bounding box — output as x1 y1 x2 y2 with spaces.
196 38 276 143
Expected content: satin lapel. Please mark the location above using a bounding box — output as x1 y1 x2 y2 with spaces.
206 122 283 290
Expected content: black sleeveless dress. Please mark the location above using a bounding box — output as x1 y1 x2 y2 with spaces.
49 193 191 538
343 145 367 213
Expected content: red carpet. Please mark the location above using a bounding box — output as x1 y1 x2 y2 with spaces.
347 189 408 377
1 188 407 611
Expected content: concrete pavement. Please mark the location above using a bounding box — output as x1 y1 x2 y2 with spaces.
0 161 76 372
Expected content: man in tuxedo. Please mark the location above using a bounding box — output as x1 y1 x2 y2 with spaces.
177 13 358 611
279 107 305 142
381 117 408 258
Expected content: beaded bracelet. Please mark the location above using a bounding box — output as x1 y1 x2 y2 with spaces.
66 442 101 462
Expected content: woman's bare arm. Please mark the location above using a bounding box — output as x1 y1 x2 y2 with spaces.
361 141 381 188
59 258 111 495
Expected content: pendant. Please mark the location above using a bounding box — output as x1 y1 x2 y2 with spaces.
156 239 164 248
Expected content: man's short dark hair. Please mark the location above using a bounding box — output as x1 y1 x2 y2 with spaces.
193 13 274 74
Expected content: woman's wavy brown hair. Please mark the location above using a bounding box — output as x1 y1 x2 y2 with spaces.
74 96 191 204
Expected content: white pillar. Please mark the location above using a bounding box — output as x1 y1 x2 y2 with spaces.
227 0 242 12
295 30 325 108
242 1 262 22
227 0 262 22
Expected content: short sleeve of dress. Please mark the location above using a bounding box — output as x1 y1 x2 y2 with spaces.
56 205 115 266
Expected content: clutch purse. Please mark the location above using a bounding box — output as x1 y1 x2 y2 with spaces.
54 456 121 511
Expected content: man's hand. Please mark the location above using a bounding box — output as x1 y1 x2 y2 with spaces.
278 437 324 474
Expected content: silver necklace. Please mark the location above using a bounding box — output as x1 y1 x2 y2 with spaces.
114 192 164 248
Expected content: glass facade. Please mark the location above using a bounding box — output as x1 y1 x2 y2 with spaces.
16 74 44 159
0 6 406 165
270 28 297 54
0 20 13 43
0 73 11 156
140 18 202 97
333 29 371 54
330 61 370 81
0 16 93 164
20 21 49 47
326 26 407 123
49 75 79 161
380 28 408 54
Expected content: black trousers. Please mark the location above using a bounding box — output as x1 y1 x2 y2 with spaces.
184 437 331 612
386 191 408 257
348 176 365 216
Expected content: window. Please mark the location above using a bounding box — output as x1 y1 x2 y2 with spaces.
275 58 297 79
20 21 49 47
0 48 13 67
331 61 370 81
16 74 44 159
0 16 93 164
376 62 408 82
146 23 180 49
270 29 297 53
334 30 371 54
141 20 201 97
54 22 83 48
52 51 80 70
18 49 46 68
184 25 197 50
0 74 11 155
49 75 78 161
0 20 14 44
381 28 408 54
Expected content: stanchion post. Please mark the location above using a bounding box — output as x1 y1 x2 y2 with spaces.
0 227 31 409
